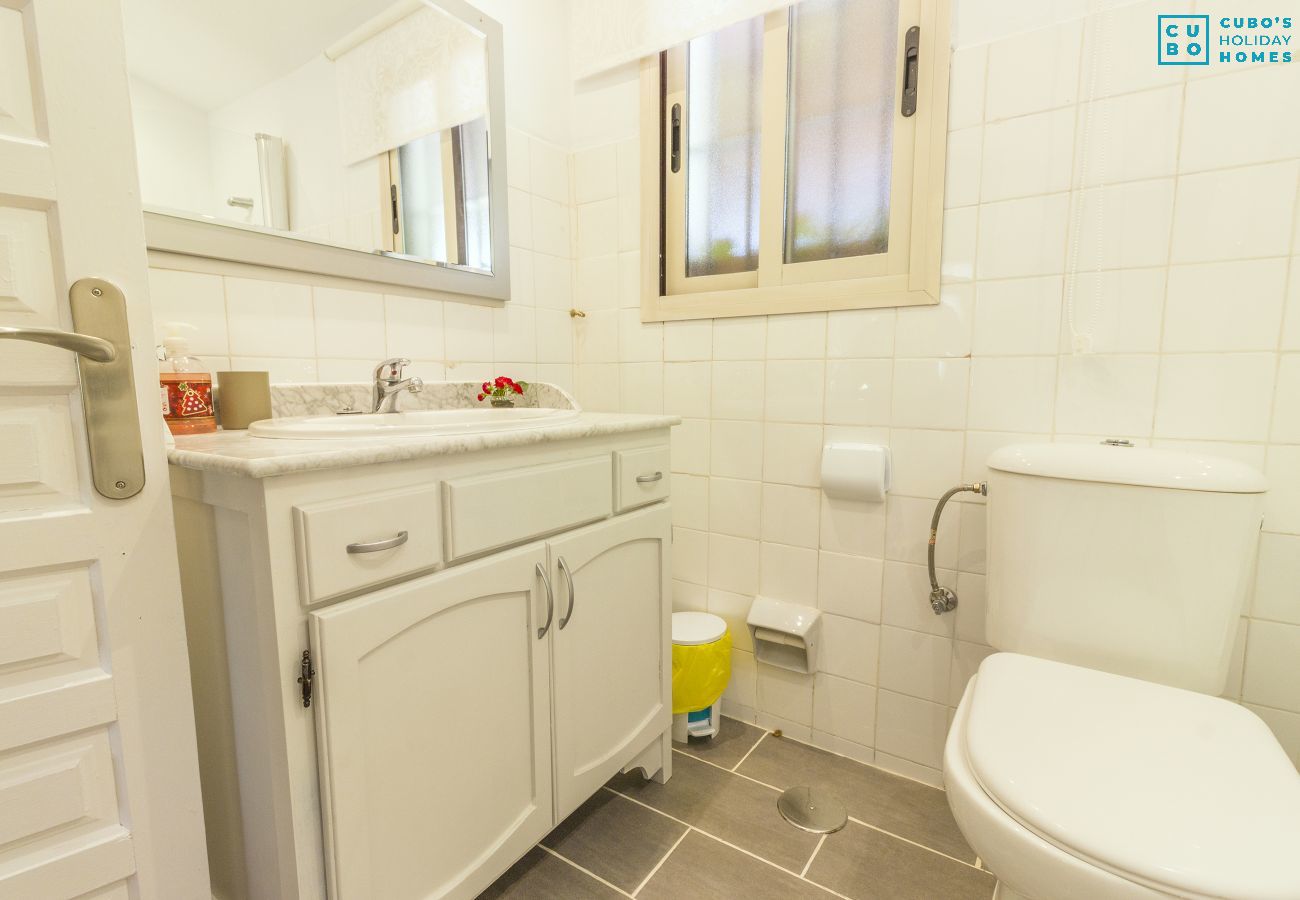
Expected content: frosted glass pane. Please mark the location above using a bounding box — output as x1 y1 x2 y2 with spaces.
686 17 763 277
785 0 898 264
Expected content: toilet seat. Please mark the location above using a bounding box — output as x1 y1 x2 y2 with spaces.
952 653 1300 900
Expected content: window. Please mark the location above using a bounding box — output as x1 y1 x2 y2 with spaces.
385 117 493 272
640 0 949 321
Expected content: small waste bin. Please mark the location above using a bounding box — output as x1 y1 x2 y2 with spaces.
671 612 731 742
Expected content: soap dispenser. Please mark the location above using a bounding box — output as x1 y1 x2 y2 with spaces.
159 322 216 435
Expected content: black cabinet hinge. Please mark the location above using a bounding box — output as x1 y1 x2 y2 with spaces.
298 649 315 708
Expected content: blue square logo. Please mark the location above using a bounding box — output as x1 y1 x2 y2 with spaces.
1158 14 1210 65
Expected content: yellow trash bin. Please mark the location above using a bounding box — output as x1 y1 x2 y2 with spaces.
671 612 731 742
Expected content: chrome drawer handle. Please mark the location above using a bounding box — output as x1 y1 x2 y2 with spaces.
636 472 663 484
557 556 576 630
346 531 409 554
536 563 555 639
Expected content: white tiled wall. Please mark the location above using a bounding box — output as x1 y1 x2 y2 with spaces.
571 0 1300 784
147 128 576 395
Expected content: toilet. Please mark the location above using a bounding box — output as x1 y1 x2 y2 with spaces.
945 443 1300 900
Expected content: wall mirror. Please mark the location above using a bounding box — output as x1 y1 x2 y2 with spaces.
122 0 510 300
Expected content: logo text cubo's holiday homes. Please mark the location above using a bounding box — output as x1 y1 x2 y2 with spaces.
1159 13 1293 66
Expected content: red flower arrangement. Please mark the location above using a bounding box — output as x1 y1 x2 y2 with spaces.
478 375 528 404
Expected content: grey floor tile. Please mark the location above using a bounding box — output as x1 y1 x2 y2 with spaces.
609 752 821 873
477 847 624 899
673 716 767 769
808 821 995 900
541 789 687 892
638 830 839 900
737 734 976 862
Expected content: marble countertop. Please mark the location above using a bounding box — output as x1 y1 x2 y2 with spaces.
167 411 680 478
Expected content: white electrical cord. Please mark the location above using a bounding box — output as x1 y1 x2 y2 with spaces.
1064 19 1110 355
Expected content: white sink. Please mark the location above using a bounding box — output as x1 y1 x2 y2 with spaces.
248 407 581 440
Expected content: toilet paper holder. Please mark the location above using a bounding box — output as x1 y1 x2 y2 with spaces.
821 442 891 502
746 597 821 674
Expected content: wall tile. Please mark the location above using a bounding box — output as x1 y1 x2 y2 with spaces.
712 361 765 420
529 138 570 203
619 361 662 413
672 528 708 585
879 627 952 704
1253 533 1300 626
1163 258 1289 352
977 193 1071 279
882 560 956 637
1180 64 1300 173
887 428 965 500
1242 620 1300 712
1060 268 1167 354
674 580 708 614
875 690 949 770
820 615 880 684
817 551 883 622
672 474 709 531
709 477 761 540
820 496 887 558
1075 86 1182 187
573 144 618 203
148 268 228 355
1153 353 1276 441
670 418 710 476
576 199 619 258
708 533 760 595
1172 162 1299 264
534 253 573 309
713 316 768 360
619 309 662 362
1272 355 1300 444
825 359 893 426
1285 263 1300 351
974 277 1063 356
826 308 895 359
762 423 823 487
759 541 819 605
886 498 958 569
984 19 1083 121
708 588 755 652
757 666 814 727
944 126 983 209
710 420 763 480
575 255 619 311
663 361 711 418
508 187 533 249
765 359 825 423
664 319 713 361
891 358 969 430
385 295 445 361
760 483 821 548
225 278 314 357
968 357 1057 432
443 302 494 362
1264 446 1300 535
981 107 1075 201
767 312 827 359
947 44 987 130
1071 178 1176 271
940 205 978 283
1079 0 1189 99
813 675 877 748
895 285 973 358
1054 354 1159 437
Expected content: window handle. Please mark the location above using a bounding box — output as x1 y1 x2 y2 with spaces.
901 26 920 117
670 103 682 173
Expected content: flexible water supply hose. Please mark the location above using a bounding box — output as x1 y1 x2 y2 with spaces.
928 482 988 615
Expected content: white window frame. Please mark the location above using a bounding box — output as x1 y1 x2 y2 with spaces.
639 0 950 322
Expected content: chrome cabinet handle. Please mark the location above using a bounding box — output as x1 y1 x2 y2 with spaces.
346 531 409 554
536 562 555 639
635 471 663 484
557 556 576 630
0 324 116 362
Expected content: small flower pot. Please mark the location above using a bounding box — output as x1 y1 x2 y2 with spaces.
490 398 515 409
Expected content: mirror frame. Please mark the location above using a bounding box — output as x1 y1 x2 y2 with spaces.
139 0 511 301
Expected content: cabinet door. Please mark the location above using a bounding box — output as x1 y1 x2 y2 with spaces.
310 544 554 900
549 505 671 819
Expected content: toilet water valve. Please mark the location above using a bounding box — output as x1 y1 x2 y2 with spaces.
928 482 988 615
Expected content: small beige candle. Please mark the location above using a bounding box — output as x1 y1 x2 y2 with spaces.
215 371 272 430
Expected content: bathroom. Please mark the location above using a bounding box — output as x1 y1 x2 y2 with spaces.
1 0 1298 897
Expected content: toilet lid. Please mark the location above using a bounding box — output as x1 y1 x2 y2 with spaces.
672 612 727 646
965 653 1300 900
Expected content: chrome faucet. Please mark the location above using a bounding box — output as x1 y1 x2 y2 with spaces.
371 357 423 413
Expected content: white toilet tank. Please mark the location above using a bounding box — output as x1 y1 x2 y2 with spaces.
985 443 1266 695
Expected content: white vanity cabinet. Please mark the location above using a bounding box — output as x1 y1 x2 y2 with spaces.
168 426 673 900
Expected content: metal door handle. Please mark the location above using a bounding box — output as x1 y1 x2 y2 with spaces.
557 556 576 630
536 562 555 639
635 472 663 484
346 531 409 553
0 325 116 362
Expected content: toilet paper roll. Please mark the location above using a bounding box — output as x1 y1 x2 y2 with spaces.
820 442 891 502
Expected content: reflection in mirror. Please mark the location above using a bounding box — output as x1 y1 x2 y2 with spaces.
122 0 499 276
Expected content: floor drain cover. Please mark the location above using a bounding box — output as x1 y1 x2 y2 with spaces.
777 786 847 834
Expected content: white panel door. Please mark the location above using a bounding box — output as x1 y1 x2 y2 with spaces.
310 544 555 900
0 0 208 897
549 505 671 820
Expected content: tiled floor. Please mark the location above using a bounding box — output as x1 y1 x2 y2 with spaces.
480 718 995 899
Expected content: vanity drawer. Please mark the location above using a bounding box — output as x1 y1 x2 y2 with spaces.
615 445 670 512
443 456 612 560
293 485 442 605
